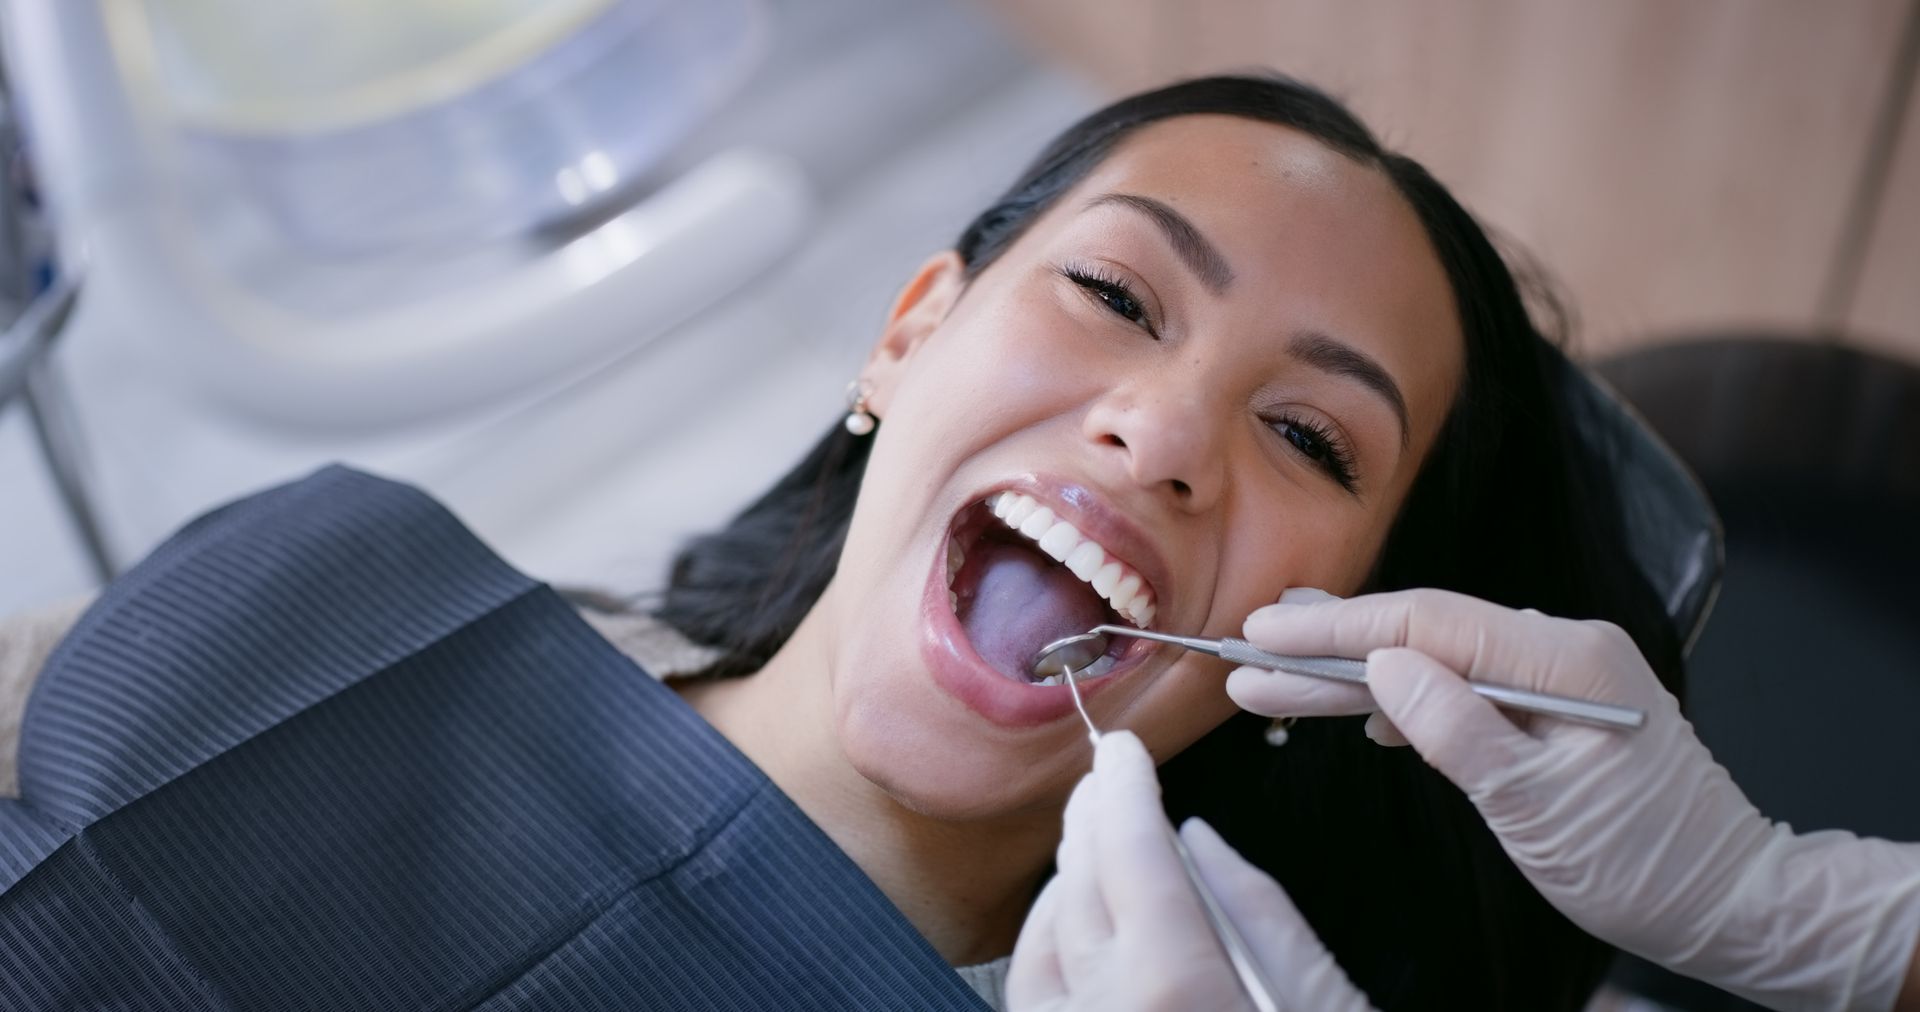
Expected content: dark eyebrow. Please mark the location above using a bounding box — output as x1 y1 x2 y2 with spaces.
1086 193 1235 294
1288 331 1411 449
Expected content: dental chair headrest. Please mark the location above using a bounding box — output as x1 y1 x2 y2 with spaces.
1556 350 1723 656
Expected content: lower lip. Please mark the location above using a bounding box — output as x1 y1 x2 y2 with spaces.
918 520 1152 729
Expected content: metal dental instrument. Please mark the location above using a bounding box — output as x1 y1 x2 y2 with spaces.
1033 643 1283 1012
1034 625 1647 730
1033 634 1104 748
1027 625 1635 1012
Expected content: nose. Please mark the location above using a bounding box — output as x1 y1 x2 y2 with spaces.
1082 371 1227 511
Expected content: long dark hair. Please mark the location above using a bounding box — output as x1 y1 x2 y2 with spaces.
659 74 1682 1010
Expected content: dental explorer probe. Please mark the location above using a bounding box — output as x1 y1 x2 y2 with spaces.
1033 625 1647 731
1041 648 1283 1012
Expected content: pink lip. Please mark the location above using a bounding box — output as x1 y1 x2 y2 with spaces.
918 476 1173 729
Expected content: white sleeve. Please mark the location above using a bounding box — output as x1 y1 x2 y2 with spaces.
0 593 95 799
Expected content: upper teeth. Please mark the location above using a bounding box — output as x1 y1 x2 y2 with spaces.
982 491 1156 629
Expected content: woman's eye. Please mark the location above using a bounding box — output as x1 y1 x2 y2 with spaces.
1284 423 1329 461
1092 284 1146 324
1270 417 1359 494
1060 266 1156 335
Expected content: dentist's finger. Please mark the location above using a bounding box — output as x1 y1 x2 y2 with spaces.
1244 587 1503 663
1243 588 1601 699
1226 665 1375 718
1179 818 1377 1011
1006 875 1069 1009
1364 647 1537 791
1362 711 1409 747
1227 587 1370 718
1088 732 1199 927
1053 770 1112 987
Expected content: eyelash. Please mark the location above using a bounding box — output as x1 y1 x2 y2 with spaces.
1266 414 1359 493
1059 264 1158 337
1057 262 1359 493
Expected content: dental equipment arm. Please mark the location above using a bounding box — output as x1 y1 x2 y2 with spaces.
1234 588 1920 1012
1007 731 1376 1012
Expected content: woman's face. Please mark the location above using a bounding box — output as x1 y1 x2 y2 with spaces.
820 115 1463 819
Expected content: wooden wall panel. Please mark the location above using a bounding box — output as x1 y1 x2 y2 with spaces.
1848 78 1920 361
980 0 1917 361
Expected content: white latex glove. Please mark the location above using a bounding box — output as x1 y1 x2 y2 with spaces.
1008 730 1375 1012
1221 587 1381 727
1231 587 1920 1012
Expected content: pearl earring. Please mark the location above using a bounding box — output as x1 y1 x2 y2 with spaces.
1264 717 1298 747
844 379 876 435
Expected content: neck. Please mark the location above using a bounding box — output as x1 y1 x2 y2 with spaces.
674 608 1058 966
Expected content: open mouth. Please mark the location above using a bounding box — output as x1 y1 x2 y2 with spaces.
941 491 1161 687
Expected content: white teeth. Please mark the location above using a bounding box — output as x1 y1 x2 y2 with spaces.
1037 520 1079 562
1017 507 1055 540
949 590 959 611
946 536 965 579
1029 652 1121 683
986 492 1157 629
1029 653 1116 686
1065 541 1104 581
1091 561 1123 597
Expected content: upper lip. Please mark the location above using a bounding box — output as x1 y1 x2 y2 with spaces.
964 473 1177 628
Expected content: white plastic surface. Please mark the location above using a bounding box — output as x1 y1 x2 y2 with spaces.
0 0 1086 619
93 149 812 426
135 0 772 248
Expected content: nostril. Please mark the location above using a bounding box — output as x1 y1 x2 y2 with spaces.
1099 431 1192 498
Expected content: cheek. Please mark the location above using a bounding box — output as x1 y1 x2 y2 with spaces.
1225 508 1390 613
1119 656 1244 762
811 280 1136 817
839 295 1083 583
906 278 1108 428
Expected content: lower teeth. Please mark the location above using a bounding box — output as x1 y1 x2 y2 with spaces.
1031 653 1115 686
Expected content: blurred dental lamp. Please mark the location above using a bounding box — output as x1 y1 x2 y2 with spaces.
0 0 812 427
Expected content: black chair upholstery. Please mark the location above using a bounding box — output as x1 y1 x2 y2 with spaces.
1598 336 1920 1011
1558 347 1724 654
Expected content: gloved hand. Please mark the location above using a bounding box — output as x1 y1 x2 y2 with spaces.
1232 587 1920 1012
1007 730 1375 1012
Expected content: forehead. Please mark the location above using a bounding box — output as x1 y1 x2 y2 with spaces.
1050 115 1464 441
1074 115 1432 286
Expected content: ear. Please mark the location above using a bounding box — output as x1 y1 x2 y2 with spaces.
862 251 966 420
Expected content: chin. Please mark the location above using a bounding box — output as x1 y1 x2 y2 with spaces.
834 684 1074 822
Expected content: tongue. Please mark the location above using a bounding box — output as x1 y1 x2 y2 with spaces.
959 540 1112 681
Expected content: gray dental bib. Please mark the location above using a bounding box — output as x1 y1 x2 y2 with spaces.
0 466 986 1011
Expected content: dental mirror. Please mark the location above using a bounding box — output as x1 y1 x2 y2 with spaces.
1031 631 1111 678
1032 631 1110 746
